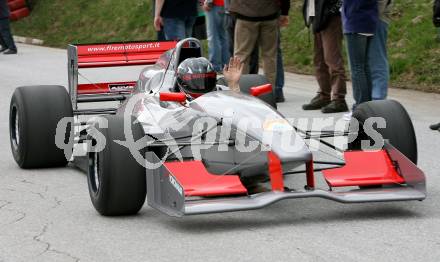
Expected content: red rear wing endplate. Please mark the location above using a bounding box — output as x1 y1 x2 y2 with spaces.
68 41 177 110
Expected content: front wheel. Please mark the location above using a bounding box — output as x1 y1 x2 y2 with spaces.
348 99 417 164
87 115 147 216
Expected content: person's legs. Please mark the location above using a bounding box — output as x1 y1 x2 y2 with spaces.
368 20 389 100
224 14 235 58
346 34 372 108
162 17 186 40
184 16 197 38
302 31 332 110
0 18 17 52
216 8 230 68
258 19 278 88
321 16 347 101
249 45 259 74
0 34 6 51
275 29 285 102
313 32 331 99
234 19 260 75
206 7 223 72
319 16 348 113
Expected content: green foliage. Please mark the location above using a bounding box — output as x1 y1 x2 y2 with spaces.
12 0 440 92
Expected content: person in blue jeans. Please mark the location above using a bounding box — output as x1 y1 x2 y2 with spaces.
154 0 198 40
203 0 230 73
342 0 378 109
368 0 392 101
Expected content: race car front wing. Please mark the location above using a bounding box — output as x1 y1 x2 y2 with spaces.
146 143 426 217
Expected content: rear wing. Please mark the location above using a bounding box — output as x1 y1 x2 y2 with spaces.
67 41 177 112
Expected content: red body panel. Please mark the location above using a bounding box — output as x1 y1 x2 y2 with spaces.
250 84 272 97
164 161 248 197
322 150 405 187
306 160 315 189
159 92 186 102
76 41 177 68
268 152 284 191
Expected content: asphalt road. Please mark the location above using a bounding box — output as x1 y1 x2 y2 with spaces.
0 44 440 262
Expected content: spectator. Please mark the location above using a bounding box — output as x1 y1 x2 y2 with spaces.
342 0 378 109
368 0 392 101
224 0 259 74
203 0 230 73
223 0 234 58
435 0 440 41
229 0 290 88
302 0 348 113
152 0 166 41
430 0 440 131
0 0 17 55
154 0 198 40
244 30 287 102
275 31 286 103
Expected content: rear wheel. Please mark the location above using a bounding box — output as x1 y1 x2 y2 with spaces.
88 115 147 216
348 100 417 164
9 85 73 168
218 74 277 109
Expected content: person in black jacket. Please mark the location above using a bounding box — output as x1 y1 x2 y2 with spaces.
154 0 198 40
0 0 17 54
302 0 348 113
434 0 440 27
434 0 440 41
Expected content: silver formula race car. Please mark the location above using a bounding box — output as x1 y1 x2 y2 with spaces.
9 38 426 217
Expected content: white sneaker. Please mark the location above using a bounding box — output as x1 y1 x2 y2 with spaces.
343 112 352 121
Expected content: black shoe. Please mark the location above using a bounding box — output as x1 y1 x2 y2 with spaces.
3 49 17 55
321 100 349 113
275 89 286 103
302 94 330 110
0 46 7 53
429 123 440 130
276 92 285 103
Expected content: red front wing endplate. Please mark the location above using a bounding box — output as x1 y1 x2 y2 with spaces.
322 150 405 187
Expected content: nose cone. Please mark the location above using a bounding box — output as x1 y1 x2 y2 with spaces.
261 128 313 170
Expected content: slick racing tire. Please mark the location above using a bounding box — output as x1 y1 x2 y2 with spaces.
218 74 277 109
88 115 147 216
9 85 73 168
348 100 417 164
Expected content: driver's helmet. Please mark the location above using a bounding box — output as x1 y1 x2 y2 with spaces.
176 57 217 98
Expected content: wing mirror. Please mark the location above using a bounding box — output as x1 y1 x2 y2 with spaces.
159 92 187 103
250 84 272 97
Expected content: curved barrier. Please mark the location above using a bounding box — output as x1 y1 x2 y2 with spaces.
8 0 30 21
